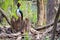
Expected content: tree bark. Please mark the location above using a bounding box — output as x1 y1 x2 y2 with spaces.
47 0 55 24
51 4 60 40
37 0 45 26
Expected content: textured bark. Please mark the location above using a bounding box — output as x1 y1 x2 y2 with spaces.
11 17 24 32
47 0 55 24
37 0 45 26
51 4 60 40
37 0 40 25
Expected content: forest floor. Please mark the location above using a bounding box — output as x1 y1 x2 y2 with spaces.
0 23 60 40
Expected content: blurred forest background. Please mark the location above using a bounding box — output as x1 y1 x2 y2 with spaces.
0 0 37 26
0 0 60 40
0 0 60 26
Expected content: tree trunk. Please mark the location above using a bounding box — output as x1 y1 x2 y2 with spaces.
47 0 55 24
51 4 60 40
37 0 45 26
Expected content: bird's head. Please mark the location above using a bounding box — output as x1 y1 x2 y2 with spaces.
17 3 21 8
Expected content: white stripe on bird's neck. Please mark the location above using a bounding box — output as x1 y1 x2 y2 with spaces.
17 8 21 17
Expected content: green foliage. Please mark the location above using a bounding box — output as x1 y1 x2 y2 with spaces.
18 1 37 23
24 32 31 40
45 36 50 40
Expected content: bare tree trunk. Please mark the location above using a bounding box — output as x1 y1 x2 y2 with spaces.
47 0 55 24
37 0 40 26
37 0 45 26
51 4 60 40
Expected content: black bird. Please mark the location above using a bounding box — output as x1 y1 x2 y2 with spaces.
17 3 23 20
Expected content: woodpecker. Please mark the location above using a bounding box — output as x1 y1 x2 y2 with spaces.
17 3 23 20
